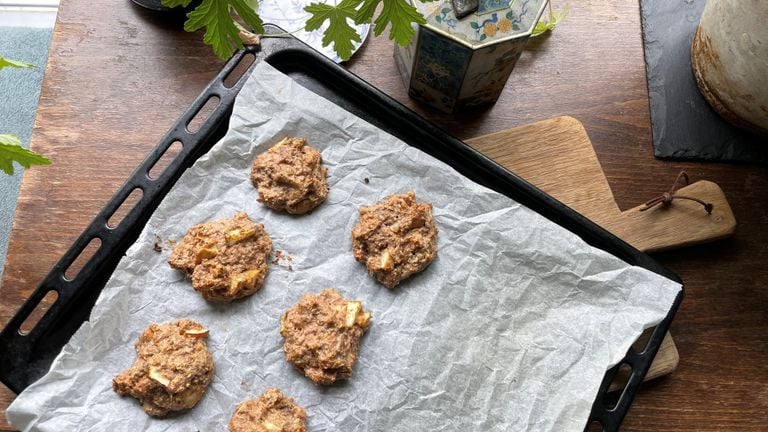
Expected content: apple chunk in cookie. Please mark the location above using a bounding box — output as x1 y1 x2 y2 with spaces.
250 137 329 215
229 388 307 432
352 192 438 288
168 212 272 301
280 289 371 385
112 319 214 417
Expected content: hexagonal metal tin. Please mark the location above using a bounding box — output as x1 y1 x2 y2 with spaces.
395 0 548 113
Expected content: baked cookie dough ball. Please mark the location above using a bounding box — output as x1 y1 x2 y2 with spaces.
168 212 272 302
229 388 307 432
113 319 214 417
250 137 329 214
280 289 371 385
352 192 438 288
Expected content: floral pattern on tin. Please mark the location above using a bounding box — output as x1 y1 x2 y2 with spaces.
412 28 471 97
467 39 527 93
402 0 547 112
433 7 458 28
454 36 527 110
418 0 544 46
394 27 420 89
471 0 529 41
409 85 456 113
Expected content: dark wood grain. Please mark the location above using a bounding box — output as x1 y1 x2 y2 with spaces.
2 0 767 430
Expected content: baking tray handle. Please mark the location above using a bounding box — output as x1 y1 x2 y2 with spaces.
0 46 264 394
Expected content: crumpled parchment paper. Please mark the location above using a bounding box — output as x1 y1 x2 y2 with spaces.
7 62 681 432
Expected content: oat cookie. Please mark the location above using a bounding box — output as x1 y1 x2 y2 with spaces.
113 319 214 417
168 212 272 302
280 289 371 385
250 137 329 214
228 388 307 432
351 192 438 288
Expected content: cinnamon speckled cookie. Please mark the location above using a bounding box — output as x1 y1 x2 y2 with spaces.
168 212 272 301
280 289 371 385
228 388 307 432
352 192 438 288
113 319 214 417
250 137 329 214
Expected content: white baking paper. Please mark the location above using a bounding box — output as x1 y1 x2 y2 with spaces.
7 62 681 432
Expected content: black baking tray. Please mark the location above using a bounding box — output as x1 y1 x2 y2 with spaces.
0 26 682 431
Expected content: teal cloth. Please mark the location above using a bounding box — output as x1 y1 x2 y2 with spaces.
0 26 53 285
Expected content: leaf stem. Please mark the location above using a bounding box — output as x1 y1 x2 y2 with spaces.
261 26 310 39
233 19 261 45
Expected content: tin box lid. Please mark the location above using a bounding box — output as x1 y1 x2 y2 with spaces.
414 0 548 48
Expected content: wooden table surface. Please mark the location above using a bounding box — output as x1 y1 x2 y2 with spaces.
2 0 767 430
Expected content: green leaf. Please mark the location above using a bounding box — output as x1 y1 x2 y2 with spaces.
230 0 264 33
168 0 434 62
243 0 258 11
0 134 51 175
0 57 34 71
354 0 379 25
470 21 479 29
531 3 570 37
182 0 264 60
372 0 427 46
161 0 193 8
305 0 362 61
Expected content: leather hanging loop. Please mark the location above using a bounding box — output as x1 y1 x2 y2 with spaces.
639 171 714 214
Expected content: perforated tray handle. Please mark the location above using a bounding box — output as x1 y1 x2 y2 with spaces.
0 45 266 394
587 315 680 431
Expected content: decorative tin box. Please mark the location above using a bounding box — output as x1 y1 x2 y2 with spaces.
395 0 548 113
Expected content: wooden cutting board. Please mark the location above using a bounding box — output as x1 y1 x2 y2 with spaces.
466 116 736 385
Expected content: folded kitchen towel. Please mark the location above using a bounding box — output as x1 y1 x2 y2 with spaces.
0 25 53 285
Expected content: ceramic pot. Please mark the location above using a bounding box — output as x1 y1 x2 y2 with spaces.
692 0 768 136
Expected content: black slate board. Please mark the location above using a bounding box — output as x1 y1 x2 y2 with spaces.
639 0 768 163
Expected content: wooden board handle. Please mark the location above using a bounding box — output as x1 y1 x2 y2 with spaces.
603 180 736 253
466 117 736 387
